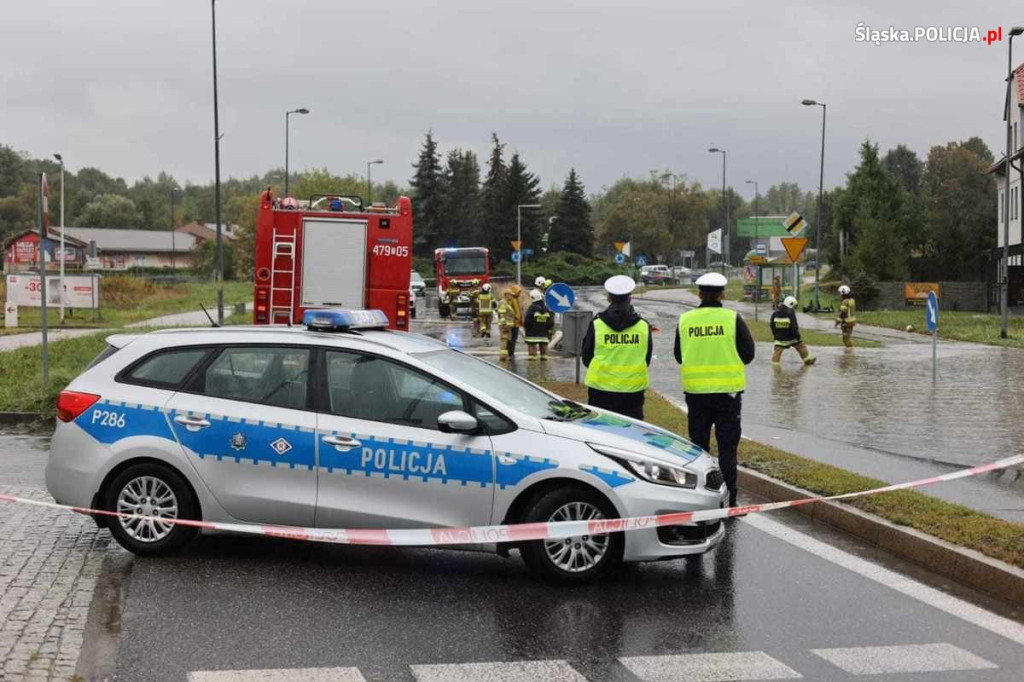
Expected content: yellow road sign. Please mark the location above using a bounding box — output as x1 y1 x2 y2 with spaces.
781 237 808 263
510 240 522 251
783 211 808 236
613 241 626 253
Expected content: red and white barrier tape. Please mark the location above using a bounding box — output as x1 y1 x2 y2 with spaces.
2 454 1021 546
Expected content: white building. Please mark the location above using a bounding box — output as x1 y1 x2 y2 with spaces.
988 63 1024 307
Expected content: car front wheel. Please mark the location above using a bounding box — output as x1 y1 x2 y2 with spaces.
105 462 198 557
519 486 624 584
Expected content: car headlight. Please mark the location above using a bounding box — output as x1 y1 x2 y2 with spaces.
588 443 697 489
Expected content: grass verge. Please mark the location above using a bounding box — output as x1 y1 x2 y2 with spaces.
0 280 252 334
0 332 110 413
849 309 1024 349
540 381 1024 569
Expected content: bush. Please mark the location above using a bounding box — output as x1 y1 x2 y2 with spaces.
100 275 155 308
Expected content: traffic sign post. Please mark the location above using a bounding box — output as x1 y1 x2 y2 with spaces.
614 253 626 265
926 290 939 383
510 251 521 264
545 282 575 314
781 237 808 298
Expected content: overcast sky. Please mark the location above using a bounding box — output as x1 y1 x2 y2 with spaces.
1 1 1017 199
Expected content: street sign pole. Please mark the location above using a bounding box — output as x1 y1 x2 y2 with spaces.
37 173 49 383
926 290 939 383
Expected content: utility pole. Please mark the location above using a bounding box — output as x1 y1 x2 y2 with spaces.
746 179 759 321
53 154 65 323
284 108 310 197
803 99 827 308
708 148 727 272
516 203 541 285
367 159 383 205
211 0 224 324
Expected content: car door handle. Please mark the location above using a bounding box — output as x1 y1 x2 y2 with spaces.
173 415 211 431
497 455 517 466
323 435 362 451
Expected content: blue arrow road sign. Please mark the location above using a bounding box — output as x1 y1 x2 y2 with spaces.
636 255 648 267
614 253 626 265
545 282 576 313
510 251 521 263
926 291 938 333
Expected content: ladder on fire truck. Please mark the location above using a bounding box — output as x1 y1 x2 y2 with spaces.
269 230 296 324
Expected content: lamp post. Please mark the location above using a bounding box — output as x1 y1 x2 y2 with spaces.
170 185 181 270
367 159 383 206
53 153 65 323
211 0 224 323
284 108 310 197
708 148 727 272
802 99 827 309
515 203 541 285
1002 28 1024 339
746 179 760 321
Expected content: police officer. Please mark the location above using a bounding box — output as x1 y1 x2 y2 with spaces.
675 272 756 507
581 275 653 420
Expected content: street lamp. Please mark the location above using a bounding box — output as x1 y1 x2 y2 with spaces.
802 98 827 310
170 185 181 271
515 203 541 285
53 153 65 323
367 159 383 206
708 148 727 272
284 108 310 197
746 179 760 321
211 0 224 323
1001 27 1024 339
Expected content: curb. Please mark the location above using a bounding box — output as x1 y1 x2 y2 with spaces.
738 466 1024 605
0 412 52 426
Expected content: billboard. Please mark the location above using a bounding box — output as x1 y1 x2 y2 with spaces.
5 274 100 309
905 282 939 306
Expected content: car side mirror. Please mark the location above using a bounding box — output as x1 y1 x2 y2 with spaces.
437 410 479 434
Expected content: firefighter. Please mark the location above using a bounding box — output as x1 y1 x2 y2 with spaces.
531 275 548 302
497 285 523 360
581 275 653 420
524 289 554 360
770 296 816 365
446 281 461 320
675 272 756 508
835 285 857 347
476 283 494 338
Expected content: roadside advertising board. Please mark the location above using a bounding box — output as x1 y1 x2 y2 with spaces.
905 282 939 306
5 274 100 309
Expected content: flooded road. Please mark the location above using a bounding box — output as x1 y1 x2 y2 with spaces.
415 287 1024 522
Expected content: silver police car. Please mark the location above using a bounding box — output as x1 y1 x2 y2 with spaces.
47 310 726 583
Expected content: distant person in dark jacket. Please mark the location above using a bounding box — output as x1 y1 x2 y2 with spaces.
524 290 554 361
770 296 816 365
581 275 653 420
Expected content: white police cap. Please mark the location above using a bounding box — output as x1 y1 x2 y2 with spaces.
695 272 728 288
604 275 636 296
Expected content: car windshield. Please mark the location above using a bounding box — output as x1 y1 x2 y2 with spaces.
413 348 586 421
410 271 424 283
443 254 487 276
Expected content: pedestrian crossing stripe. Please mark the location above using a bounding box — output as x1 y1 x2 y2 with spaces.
783 211 808 235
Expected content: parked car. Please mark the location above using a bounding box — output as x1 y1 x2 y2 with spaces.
46 310 726 583
640 265 673 285
410 270 426 297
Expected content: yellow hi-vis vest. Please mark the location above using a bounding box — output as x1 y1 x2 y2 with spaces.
585 318 650 393
678 307 746 394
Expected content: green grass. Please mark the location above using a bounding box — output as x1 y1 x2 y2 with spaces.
0 332 110 413
540 381 1024 569
745 318 881 348
0 280 252 334
850 309 1024 348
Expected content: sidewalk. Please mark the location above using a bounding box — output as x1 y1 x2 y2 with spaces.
0 307 241 353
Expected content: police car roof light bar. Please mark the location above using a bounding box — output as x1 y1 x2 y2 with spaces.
303 309 390 331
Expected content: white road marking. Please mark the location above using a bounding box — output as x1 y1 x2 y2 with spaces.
744 514 1024 647
189 668 366 682
620 651 802 681
411 660 587 682
811 642 998 675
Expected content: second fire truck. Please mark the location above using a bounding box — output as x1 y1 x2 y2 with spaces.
253 190 413 330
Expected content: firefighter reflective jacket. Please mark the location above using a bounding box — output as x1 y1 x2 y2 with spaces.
769 308 801 347
837 297 857 325
523 301 554 343
677 307 746 394
585 318 650 393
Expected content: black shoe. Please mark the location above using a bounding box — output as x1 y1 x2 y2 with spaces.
728 489 738 507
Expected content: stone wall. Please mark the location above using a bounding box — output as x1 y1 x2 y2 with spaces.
868 282 988 312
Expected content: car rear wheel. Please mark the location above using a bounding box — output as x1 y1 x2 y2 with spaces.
519 486 624 584
105 463 198 557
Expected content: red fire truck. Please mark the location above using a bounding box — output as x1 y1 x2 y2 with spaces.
253 190 413 329
433 247 490 317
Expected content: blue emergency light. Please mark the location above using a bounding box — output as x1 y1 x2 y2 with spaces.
303 309 390 331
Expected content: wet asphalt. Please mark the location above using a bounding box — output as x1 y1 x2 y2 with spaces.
4 295 1024 680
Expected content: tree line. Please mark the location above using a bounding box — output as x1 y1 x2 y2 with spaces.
0 131 998 286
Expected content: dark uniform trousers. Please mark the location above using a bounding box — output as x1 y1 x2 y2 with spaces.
684 392 742 493
588 387 645 421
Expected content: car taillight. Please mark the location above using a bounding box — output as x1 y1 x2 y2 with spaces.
57 391 100 423
396 293 408 328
